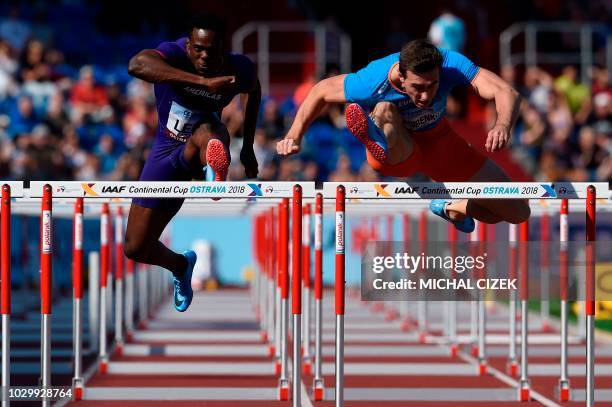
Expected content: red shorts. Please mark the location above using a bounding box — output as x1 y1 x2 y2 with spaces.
366 119 487 181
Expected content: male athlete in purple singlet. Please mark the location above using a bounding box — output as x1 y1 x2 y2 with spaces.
125 13 261 312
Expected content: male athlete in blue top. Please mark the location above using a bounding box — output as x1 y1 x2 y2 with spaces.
278 39 530 231
125 13 261 312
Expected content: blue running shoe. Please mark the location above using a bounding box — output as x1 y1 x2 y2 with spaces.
173 250 196 312
203 165 215 182
345 103 388 163
429 199 475 233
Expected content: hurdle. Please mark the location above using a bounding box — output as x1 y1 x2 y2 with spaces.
302 202 312 375
477 221 488 375
277 197 290 400
507 222 519 377
558 198 570 401
312 192 325 400
322 181 607 406
72 197 84 399
1 183 24 407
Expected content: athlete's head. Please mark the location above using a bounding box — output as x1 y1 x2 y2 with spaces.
186 13 226 75
398 40 442 109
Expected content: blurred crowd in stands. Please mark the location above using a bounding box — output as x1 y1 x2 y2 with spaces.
0 1 609 184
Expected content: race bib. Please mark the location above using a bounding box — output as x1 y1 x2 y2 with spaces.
166 101 206 139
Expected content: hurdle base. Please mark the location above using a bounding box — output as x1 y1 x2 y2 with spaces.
274 360 281 376
267 344 275 357
384 309 399 321
400 318 415 332
450 343 458 357
260 331 268 342
418 331 428 344
471 344 479 357
518 380 530 402
72 378 84 401
303 359 312 375
541 321 553 333
115 342 124 356
126 331 133 342
138 320 148 329
313 378 325 401
507 360 518 376
478 361 487 376
98 358 108 374
557 380 571 402
371 302 385 313
278 379 290 401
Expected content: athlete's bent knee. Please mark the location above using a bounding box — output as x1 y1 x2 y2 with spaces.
124 237 151 263
506 200 531 224
372 102 399 122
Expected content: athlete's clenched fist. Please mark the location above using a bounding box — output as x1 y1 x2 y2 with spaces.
276 137 301 156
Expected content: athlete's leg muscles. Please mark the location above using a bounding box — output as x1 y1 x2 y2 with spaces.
124 203 187 276
370 102 414 165
183 122 230 167
445 159 531 224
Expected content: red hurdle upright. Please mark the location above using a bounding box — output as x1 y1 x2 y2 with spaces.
267 207 276 357
274 204 282 374
585 186 596 407
540 208 552 331
266 208 275 348
291 185 303 407
99 202 110 373
470 224 479 356
1 185 11 404
558 199 570 400
477 221 488 375
313 193 324 400
519 220 530 401
40 185 52 406
302 203 313 374
335 185 346 407
277 198 290 400
507 223 518 376
72 198 84 399
448 224 458 357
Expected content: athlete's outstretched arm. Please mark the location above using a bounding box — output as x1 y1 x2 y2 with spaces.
277 74 347 156
128 50 234 91
471 68 522 153
240 78 261 178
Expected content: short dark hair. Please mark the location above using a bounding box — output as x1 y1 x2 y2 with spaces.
399 39 443 75
188 13 226 38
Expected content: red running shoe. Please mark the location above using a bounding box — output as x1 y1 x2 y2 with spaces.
205 139 230 182
345 103 388 163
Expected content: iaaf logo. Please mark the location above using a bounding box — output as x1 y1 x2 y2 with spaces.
101 186 126 194
394 186 419 194
265 186 274 193
349 187 358 194
56 186 65 192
